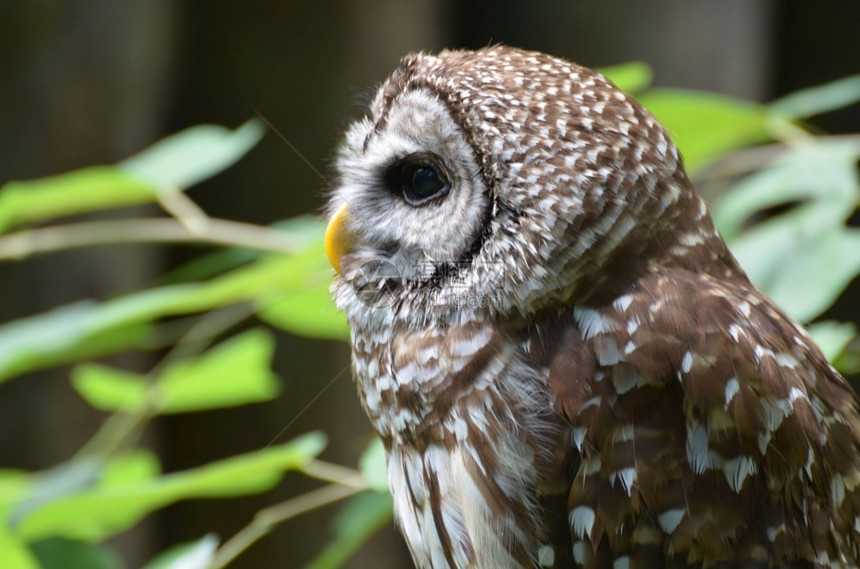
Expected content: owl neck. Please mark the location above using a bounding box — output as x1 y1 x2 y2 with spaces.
573 190 748 307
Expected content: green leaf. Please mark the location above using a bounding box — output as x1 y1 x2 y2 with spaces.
0 299 151 384
254 221 348 340
0 301 97 379
15 432 326 543
71 364 149 412
0 167 155 234
770 74 860 120
834 336 860 376
10 458 102 527
9 452 159 528
0 121 264 234
120 120 265 191
637 89 771 174
0 215 336 384
0 469 31 508
728 203 860 322
715 137 860 322
713 140 860 239
88 254 312 332
0 526 39 569
0 250 325 384
258 285 348 341
806 321 858 364
302 491 393 569
157 328 281 413
141 534 219 569
102 451 162 487
31 538 122 569
162 247 261 284
597 61 653 95
72 329 281 414
358 438 388 493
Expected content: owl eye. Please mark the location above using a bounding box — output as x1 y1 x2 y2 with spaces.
386 154 450 206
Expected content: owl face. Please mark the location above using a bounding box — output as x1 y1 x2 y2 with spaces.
332 90 490 280
327 46 712 327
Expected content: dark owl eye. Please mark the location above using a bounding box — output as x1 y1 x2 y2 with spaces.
386 154 450 206
406 166 448 204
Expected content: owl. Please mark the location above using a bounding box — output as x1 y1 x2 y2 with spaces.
324 46 860 568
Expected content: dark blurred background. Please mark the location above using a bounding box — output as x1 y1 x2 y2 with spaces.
1 1 858 567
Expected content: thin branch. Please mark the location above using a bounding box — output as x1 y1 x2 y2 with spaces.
209 482 368 569
157 186 212 232
73 391 160 462
299 458 367 489
150 302 257 375
76 304 256 461
0 217 308 261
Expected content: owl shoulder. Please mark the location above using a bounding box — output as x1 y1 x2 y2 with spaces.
546 268 860 492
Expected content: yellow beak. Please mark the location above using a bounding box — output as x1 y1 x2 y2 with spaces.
324 202 353 274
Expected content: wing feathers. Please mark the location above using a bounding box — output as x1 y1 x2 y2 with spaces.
549 269 860 566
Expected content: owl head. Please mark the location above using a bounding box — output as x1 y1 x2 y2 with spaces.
326 46 737 328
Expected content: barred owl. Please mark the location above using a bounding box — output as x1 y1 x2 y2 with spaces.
324 46 860 568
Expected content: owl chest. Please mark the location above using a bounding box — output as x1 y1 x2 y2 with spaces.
350 323 553 452
350 326 573 568
386 435 560 569
350 322 510 441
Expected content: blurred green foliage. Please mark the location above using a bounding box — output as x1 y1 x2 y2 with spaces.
0 66 858 569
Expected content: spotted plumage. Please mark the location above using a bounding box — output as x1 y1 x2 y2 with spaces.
325 46 860 568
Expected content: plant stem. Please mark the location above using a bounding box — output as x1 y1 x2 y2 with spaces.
76 304 255 461
299 459 367 489
209 483 368 569
0 217 307 261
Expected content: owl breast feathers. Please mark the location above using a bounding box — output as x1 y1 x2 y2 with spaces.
325 46 860 568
